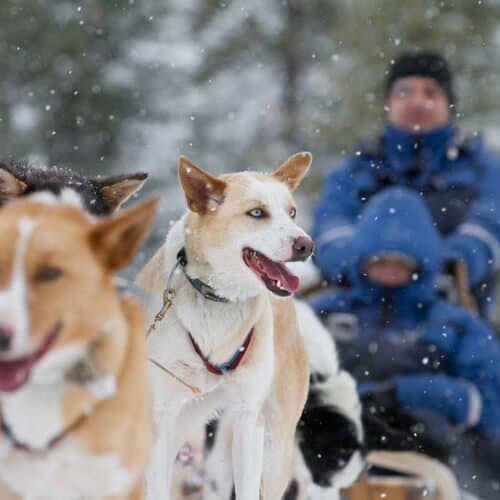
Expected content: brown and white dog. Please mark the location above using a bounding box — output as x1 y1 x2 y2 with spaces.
137 153 317 500
202 300 365 500
0 192 157 499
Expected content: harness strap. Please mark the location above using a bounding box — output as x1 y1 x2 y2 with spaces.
188 328 254 375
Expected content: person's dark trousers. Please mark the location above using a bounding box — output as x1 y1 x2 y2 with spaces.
462 433 500 499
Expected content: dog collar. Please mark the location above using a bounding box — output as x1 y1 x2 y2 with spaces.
189 328 254 375
0 413 84 453
177 248 229 303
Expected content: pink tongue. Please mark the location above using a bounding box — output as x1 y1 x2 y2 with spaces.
0 357 34 392
262 259 299 293
0 324 61 393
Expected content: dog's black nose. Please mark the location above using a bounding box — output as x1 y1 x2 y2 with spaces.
0 326 12 352
291 236 314 261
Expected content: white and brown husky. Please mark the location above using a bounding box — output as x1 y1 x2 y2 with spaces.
137 153 319 499
0 193 157 499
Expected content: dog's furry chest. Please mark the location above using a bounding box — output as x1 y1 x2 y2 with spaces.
148 293 262 366
148 301 275 414
148 318 258 403
0 436 135 499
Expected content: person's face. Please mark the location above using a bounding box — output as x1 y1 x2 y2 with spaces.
364 255 416 287
386 76 451 133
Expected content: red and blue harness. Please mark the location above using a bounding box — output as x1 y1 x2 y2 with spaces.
188 328 254 375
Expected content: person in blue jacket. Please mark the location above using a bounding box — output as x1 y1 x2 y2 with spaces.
310 187 500 498
313 50 500 312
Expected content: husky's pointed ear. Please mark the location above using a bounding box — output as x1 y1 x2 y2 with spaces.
0 163 27 202
272 152 312 192
178 156 226 215
90 195 158 271
94 172 149 211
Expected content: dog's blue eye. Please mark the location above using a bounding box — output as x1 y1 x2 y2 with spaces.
289 207 297 219
247 208 265 218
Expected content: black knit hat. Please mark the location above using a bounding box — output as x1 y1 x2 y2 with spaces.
386 51 454 104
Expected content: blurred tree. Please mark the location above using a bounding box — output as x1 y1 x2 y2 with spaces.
122 0 339 177
0 0 162 174
122 0 500 192
1 0 499 232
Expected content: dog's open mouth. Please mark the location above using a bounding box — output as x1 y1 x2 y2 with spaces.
0 323 62 393
242 248 299 297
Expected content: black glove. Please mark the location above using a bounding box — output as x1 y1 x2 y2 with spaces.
361 383 452 463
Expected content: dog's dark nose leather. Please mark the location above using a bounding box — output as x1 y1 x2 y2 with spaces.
0 327 12 351
291 236 314 261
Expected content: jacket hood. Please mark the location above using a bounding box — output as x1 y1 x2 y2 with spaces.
349 187 443 306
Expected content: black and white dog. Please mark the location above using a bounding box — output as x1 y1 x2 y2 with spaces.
0 160 148 215
292 300 364 499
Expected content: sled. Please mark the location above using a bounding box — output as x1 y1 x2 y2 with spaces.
341 451 459 500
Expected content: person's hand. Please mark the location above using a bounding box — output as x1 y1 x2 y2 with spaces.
361 383 451 462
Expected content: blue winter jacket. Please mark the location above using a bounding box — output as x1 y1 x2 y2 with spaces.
312 122 500 298
310 187 500 438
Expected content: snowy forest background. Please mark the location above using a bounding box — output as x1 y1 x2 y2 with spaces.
1 0 500 267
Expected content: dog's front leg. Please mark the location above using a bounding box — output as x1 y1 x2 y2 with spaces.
146 411 178 500
204 415 234 500
232 411 264 500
